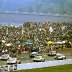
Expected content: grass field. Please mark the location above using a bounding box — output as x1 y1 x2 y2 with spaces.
15 64 72 72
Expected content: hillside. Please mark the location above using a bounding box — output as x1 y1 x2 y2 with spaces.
0 0 72 15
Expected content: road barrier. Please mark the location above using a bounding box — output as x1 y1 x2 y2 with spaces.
0 59 72 72
17 59 72 70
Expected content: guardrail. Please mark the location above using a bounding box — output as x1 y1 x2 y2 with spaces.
17 59 72 70
0 59 72 72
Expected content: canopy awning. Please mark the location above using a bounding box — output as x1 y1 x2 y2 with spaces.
5 43 12 46
0 40 6 43
47 41 55 44
25 42 32 45
55 41 63 44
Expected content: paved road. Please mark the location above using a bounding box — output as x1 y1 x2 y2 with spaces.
0 50 72 66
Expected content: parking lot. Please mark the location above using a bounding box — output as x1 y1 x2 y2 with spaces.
0 48 72 66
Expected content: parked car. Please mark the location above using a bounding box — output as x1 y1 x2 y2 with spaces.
7 57 21 64
48 51 56 56
54 53 66 60
33 55 45 62
30 52 38 58
0 54 9 60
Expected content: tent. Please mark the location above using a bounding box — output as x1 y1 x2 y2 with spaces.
0 40 6 43
0 40 6 45
5 43 12 46
55 41 63 44
62 41 66 44
25 42 32 45
47 41 55 44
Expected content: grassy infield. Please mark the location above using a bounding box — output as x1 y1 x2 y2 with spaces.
15 64 72 72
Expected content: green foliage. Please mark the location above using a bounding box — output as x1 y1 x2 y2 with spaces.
23 22 30 27
18 0 72 15
1 0 72 15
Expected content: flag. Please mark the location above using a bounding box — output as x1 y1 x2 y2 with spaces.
49 27 53 33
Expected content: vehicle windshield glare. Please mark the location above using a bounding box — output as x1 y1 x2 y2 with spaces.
35 56 42 58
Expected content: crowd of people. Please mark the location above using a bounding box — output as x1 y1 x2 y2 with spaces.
0 21 72 55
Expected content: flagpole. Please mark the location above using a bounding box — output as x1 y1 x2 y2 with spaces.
6 25 8 35
22 25 24 35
